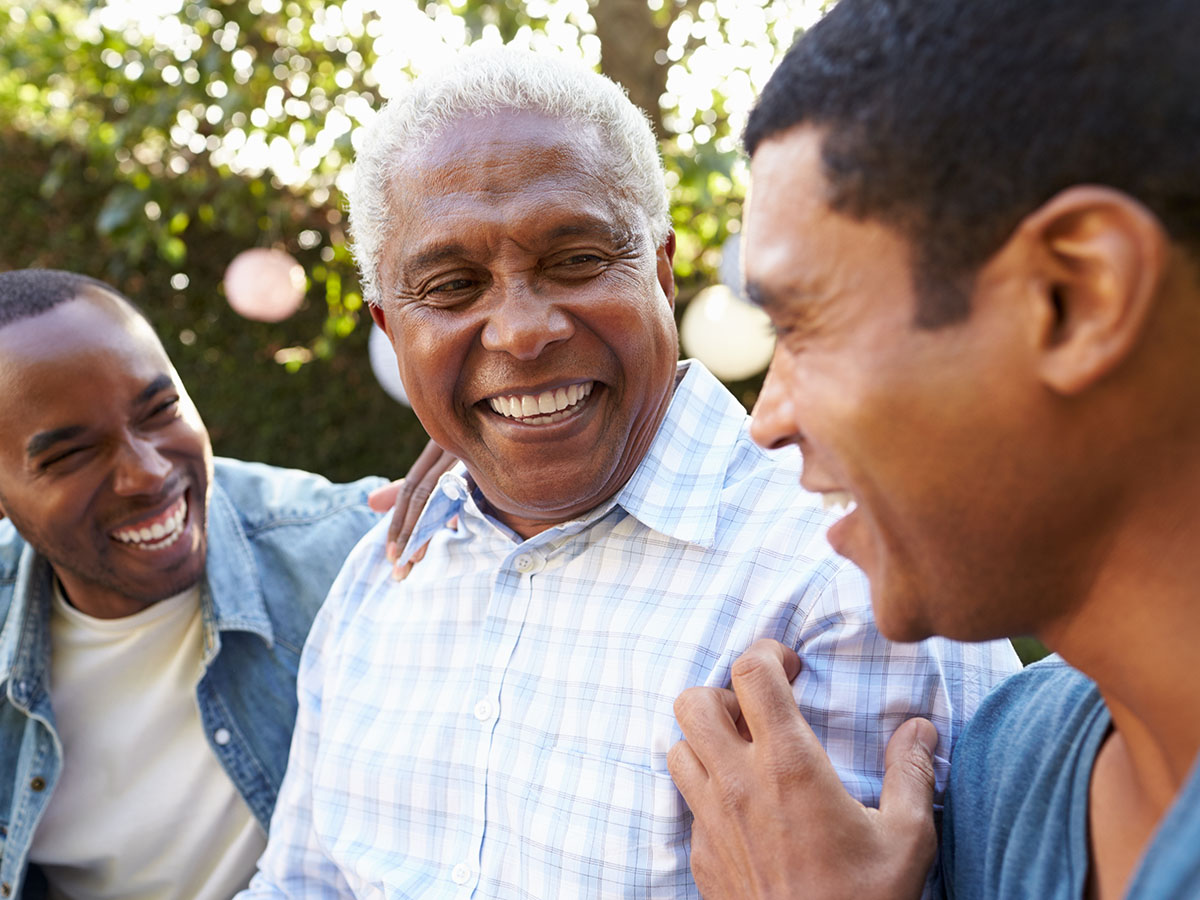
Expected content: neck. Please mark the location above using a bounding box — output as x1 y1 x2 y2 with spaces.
1041 464 1200 804
54 571 157 620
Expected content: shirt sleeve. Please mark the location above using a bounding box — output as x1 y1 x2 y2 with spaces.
784 558 1021 809
236 557 363 897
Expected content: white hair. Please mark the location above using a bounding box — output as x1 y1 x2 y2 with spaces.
349 45 670 307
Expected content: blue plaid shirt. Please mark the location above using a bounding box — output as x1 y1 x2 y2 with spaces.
244 361 1020 898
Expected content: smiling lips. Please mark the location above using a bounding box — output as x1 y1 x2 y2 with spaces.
487 381 595 425
111 494 188 551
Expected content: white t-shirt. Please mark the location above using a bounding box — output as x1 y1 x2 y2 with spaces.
28 583 267 899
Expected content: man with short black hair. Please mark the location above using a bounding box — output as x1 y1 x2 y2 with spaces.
0 268 386 898
670 0 1200 896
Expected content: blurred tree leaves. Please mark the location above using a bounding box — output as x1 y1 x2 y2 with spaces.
0 0 828 477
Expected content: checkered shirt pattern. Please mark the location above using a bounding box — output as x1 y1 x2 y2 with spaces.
243 361 1020 899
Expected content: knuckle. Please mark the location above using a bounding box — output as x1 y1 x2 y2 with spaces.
666 741 687 774
712 773 750 816
729 653 769 683
673 689 698 722
907 746 938 792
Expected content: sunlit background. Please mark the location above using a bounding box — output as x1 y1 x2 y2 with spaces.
0 0 830 478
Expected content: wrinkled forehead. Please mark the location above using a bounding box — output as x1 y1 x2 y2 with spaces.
388 110 644 234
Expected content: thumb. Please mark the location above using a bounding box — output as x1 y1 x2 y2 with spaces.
368 480 402 513
878 718 938 864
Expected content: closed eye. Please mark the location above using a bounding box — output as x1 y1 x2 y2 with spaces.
41 445 90 470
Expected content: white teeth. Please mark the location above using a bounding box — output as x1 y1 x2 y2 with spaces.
487 381 595 423
821 491 856 515
113 496 189 549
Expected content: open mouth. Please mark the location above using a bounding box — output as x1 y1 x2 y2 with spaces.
487 381 595 425
820 490 857 516
110 493 189 551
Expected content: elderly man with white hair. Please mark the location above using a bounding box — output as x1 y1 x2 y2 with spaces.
241 47 1019 898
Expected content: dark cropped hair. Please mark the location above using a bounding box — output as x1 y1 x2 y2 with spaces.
745 0 1200 327
0 269 145 330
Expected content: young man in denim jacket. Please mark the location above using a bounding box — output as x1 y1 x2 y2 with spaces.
0 268 386 898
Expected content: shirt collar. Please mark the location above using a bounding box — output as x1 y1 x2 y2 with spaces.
201 475 274 648
0 547 53 707
400 360 746 559
611 360 746 549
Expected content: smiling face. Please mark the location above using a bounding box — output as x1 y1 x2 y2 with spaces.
0 288 212 618
745 125 1100 642
370 110 678 538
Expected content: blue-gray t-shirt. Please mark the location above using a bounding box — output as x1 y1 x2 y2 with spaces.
940 657 1200 898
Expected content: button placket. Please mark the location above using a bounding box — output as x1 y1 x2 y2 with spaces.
473 699 493 722
451 862 472 885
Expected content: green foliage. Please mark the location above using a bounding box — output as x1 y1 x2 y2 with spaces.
0 0 820 477
1010 637 1051 666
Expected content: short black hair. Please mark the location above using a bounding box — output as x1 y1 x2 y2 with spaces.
0 269 145 330
745 0 1200 327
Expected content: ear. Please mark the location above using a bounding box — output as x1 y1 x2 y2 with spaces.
1018 186 1167 395
656 230 677 311
369 302 391 337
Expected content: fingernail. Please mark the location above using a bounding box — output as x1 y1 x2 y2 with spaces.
392 561 412 582
385 541 397 563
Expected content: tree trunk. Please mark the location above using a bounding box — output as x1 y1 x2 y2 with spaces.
591 0 669 138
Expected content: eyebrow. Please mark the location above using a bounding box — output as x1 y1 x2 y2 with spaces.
405 244 472 276
25 425 87 460
25 374 175 459
134 374 175 407
402 218 633 277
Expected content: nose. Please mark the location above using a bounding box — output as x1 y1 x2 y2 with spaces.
111 435 172 496
480 280 574 360
750 346 802 451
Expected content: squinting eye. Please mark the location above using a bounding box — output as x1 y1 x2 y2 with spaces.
430 279 475 293
42 446 87 469
149 398 180 420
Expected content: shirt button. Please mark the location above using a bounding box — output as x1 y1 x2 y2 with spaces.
451 862 472 885
514 553 534 573
213 728 232 746
473 699 493 721
29 777 45 792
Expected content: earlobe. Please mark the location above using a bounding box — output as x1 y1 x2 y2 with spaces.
1021 186 1167 395
657 231 677 310
369 303 391 337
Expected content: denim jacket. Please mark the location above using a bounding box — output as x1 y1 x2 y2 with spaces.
0 458 382 898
